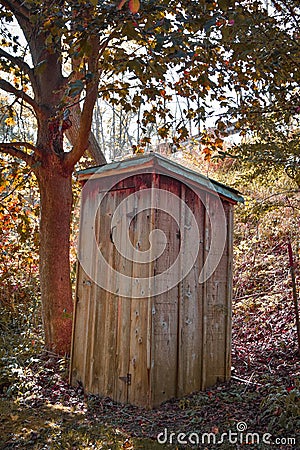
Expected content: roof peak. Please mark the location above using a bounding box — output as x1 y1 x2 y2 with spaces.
77 152 244 204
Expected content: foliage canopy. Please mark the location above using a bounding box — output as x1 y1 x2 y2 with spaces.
0 0 299 151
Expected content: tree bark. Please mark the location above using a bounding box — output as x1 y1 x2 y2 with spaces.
37 158 73 355
0 2 105 356
65 103 106 166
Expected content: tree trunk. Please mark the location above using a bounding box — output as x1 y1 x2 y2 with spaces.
37 159 73 355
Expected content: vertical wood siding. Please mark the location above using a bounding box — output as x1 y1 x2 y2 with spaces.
70 171 234 408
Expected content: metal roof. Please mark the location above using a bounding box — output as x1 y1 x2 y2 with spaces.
77 152 244 203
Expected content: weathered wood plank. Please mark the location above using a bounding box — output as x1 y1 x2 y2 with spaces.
70 183 99 388
89 187 116 395
225 202 234 380
151 175 180 406
202 195 229 387
114 177 137 403
128 175 153 407
177 183 204 396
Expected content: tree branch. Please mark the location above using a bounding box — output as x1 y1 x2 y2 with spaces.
0 0 30 19
63 82 100 170
0 142 36 166
0 79 42 117
63 36 101 170
2 140 42 157
0 171 31 201
65 104 106 166
0 48 37 89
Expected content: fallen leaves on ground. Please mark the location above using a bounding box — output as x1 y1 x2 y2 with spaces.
0 291 299 449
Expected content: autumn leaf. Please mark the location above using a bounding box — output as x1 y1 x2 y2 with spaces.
10 414 19 421
122 439 134 449
5 117 16 126
129 0 140 14
203 147 212 161
132 145 144 154
117 0 127 10
212 425 219 434
43 18 52 29
215 138 224 149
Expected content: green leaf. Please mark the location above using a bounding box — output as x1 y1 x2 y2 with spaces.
67 80 84 98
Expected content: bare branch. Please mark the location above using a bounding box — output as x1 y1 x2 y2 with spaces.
0 142 36 166
0 79 42 117
2 140 42 157
0 170 31 201
0 0 30 19
0 48 37 89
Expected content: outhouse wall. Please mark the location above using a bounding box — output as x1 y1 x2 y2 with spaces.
70 156 239 408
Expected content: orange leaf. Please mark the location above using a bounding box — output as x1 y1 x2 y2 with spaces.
117 0 127 10
203 147 212 162
5 117 16 126
129 0 140 14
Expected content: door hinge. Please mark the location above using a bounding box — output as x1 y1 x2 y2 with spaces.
119 373 131 385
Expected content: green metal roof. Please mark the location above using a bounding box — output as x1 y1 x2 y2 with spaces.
77 152 244 203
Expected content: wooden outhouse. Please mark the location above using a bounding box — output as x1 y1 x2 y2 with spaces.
70 153 243 408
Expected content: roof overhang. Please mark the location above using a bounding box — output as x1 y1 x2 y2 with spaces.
77 153 244 204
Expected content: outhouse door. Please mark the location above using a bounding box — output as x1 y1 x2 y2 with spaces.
106 177 181 407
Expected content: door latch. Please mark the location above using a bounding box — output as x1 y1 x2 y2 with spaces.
119 373 131 385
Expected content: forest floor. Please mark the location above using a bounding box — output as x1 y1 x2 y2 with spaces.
0 289 299 449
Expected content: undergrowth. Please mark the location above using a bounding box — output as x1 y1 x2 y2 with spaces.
0 157 299 449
